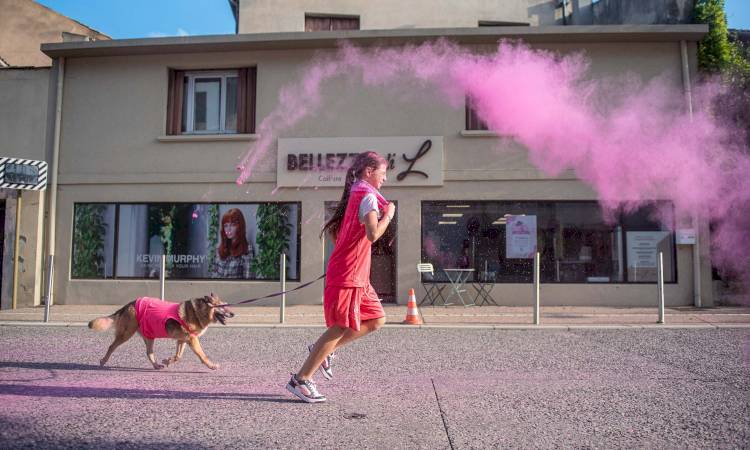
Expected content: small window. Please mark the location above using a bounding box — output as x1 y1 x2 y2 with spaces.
305 14 360 31
465 96 488 131
478 20 530 27
166 68 255 135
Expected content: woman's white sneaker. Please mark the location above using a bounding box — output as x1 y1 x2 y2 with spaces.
286 373 326 403
308 344 335 380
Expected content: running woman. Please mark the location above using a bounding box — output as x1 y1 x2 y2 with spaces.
286 151 395 403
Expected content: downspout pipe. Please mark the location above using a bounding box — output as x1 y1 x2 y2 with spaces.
45 56 64 306
680 40 702 308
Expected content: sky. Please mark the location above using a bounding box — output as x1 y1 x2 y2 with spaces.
35 0 750 40
35 0 236 39
725 0 750 29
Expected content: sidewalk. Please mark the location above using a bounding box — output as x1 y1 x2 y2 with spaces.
2 304 750 328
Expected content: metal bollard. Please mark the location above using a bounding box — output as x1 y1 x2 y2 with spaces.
43 255 54 323
657 251 665 324
11 190 22 310
280 253 286 324
160 254 166 300
533 252 540 325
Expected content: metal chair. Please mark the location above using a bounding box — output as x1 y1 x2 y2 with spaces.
417 263 447 306
473 270 498 306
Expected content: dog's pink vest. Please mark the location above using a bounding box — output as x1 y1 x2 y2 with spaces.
134 297 192 339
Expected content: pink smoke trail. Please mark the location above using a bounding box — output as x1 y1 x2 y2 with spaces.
237 39 750 295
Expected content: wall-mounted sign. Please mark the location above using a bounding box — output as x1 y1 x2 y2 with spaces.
626 231 671 268
676 228 696 245
277 136 444 187
0 157 48 191
506 215 537 259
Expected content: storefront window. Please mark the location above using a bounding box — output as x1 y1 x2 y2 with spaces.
71 202 300 281
72 204 116 278
421 201 675 284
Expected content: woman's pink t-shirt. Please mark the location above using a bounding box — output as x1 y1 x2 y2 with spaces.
325 180 388 288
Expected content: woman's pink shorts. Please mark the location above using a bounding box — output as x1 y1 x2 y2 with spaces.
324 284 385 331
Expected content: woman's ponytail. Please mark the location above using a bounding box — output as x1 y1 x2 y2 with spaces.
321 151 386 240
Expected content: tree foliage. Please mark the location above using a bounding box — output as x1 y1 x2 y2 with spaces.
693 0 750 148
72 204 106 277
251 204 292 279
693 0 732 73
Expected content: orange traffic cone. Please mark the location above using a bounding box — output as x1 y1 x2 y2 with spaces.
403 288 423 325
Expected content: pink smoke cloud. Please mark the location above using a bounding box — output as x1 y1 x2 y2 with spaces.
237 39 749 296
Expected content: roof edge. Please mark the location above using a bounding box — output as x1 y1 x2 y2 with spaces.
41 25 709 58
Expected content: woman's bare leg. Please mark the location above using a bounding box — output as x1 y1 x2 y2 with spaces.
297 326 346 380
297 317 385 380
333 317 385 351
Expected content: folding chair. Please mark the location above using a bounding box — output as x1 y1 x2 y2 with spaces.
474 270 498 306
417 263 447 306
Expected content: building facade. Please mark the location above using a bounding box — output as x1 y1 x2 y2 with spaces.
38 18 712 307
0 0 108 309
232 0 695 33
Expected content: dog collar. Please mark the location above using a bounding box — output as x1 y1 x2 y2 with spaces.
179 320 199 337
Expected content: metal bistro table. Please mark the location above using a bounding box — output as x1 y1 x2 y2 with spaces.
442 268 476 306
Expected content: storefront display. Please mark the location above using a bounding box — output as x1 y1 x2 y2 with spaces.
72 202 300 280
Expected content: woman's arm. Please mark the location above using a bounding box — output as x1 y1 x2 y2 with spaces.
364 202 395 243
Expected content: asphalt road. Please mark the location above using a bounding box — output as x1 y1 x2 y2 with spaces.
1 325 749 449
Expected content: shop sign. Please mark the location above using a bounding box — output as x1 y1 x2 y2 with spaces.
277 136 444 187
0 157 47 191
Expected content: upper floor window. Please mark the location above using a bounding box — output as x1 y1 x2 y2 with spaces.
465 96 488 131
478 20 530 27
166 68 256 135
305 14 360 31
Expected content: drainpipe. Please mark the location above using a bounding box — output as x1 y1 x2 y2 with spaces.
680 40 701 308
45 56 64 307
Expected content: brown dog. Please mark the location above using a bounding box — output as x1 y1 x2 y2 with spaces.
88 294 234 370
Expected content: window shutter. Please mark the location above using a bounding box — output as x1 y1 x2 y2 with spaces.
236 67 256 134
306 15 358 31
465 96 488 131
245 67 256 133
331 17 359 30
237 68 248 133
166 69 185 135
305 16 331 31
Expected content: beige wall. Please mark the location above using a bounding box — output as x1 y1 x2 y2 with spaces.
57 42 686 179
0 0 108 68
238 0 595 33
0 68 50 161
0 68 51 308
0 189 46 308
51 39 710 306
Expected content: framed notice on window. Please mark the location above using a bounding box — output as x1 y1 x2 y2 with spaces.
626 231 671 282
506 215 537 259
626 231 671 268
